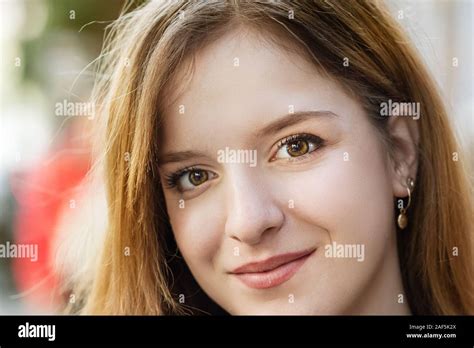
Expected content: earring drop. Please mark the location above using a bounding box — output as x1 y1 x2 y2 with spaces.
397 177 414 230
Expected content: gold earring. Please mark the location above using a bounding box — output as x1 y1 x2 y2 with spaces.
397 177 414 230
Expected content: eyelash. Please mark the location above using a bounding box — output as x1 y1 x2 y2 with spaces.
163 133 325 191
273 133 324 161
164 165 200 189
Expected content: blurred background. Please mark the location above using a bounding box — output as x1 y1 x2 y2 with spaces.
0 0 473 314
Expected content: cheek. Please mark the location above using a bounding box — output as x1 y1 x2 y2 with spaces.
166 194 223 272
333 149 393 247
281 137 394 246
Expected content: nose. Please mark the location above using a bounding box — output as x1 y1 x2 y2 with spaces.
224 166 284 245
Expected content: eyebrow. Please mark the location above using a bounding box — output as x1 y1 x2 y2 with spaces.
157 110 338 166
157 150 209 166
253 110 339 139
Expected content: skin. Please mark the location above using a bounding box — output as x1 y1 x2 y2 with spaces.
158 27 417 314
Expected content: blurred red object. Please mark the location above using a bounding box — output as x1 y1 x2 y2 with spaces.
9 126 91 312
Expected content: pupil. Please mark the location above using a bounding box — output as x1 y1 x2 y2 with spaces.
291 142 301 151
189 170 207 185
289 140 308 156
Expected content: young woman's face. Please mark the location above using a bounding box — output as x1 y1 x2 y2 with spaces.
158 28 408 314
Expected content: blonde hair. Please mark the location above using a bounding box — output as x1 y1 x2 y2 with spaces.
75 0 473 315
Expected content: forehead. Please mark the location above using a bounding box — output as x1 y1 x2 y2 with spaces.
159 27 350 150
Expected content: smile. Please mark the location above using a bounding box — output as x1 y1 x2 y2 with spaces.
229 248 316 289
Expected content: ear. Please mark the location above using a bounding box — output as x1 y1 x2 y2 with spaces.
387 116 419 197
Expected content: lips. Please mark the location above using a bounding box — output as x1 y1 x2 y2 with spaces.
229 248 315 289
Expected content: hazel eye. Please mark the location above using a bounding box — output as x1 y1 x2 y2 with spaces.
287 139 309 157
178 169 211 191
274 134 323 160
188 169 208 186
